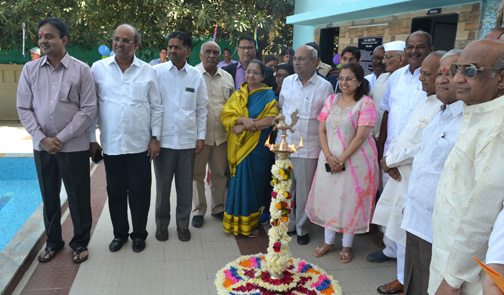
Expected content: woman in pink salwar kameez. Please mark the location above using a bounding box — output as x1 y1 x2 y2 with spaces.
306 63 379 263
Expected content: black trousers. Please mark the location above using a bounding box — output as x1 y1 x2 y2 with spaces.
104 152 151 241
34 150 92 251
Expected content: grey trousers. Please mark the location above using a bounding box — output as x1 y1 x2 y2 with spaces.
154 148 195 230
404 231 432 295
288 157 318 236
192 143 227 216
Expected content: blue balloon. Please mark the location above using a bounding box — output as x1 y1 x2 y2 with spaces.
98 45 110 56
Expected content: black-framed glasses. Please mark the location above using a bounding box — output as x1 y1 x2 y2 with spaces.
276 74 289 79
449 63 499 79
372 56 384 61
338 76 357 82
113 36 134 44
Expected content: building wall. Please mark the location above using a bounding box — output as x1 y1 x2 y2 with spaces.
314 3 481 52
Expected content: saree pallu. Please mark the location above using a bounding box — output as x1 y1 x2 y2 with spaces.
221 83 278 236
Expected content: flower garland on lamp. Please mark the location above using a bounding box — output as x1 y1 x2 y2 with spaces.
215 110 342 295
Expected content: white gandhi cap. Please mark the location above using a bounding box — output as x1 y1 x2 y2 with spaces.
383 41 406 52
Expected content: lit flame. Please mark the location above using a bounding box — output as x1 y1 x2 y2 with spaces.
297 136 303 150
265 134 271 147
289 143 296 152
264 134 275 151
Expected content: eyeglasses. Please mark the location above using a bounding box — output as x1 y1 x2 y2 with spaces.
276 74 289 79
372 56 384 61
384 54 401 60
238 46 255 51
449 63 500 79
245 70 261 76
338 76 357 82
113 36 134 44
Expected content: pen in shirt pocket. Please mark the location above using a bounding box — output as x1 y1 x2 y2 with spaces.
67 84 72 102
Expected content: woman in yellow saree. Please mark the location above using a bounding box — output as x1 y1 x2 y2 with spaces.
221 59 279 237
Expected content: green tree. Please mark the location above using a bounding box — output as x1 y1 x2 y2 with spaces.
0 0 294 61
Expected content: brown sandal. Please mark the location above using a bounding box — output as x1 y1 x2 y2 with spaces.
338 247 353 263
312 243 335 258
377 279 403 294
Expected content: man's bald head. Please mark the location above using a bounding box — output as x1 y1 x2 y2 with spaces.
453 39 504 105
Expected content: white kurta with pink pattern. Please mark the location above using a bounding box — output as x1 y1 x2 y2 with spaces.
306 94 379 234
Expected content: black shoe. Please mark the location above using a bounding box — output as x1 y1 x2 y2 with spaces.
155 228 168 241
367 250 394 263
132 239 145 253
177 228 191 242
287 230 296 236
109 238 126 252
192 215 204 228
297 234 310 245
211 212 224 220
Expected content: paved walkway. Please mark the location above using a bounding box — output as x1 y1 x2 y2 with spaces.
2 123 397 295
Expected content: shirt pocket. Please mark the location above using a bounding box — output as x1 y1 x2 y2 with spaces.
181 90 196 110
221 85 233 101
131 82 147 102
58 82 80 103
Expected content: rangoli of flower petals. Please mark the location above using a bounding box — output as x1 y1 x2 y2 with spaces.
215 254 342 295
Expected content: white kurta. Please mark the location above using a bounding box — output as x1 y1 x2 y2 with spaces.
380 65 426 186
429 95 504 294
372 94 441 246
369 72 390 138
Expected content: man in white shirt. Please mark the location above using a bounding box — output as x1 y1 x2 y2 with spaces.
89 24 163 253
398 49 463 295
275 45 333 245
430 39 504 295
373 51 444 295
369 41 406 139
192 41 234 228
365 45 385 90
369 31 433 265
484 210 504 295
153 31 208 242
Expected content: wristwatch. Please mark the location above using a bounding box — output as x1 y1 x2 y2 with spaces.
152 136 160 141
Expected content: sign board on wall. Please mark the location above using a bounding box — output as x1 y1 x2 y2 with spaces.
358 37 383 76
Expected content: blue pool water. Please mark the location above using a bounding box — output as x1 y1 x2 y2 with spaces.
0 158 42 252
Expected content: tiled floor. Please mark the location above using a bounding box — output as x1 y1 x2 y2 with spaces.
3 123 397 295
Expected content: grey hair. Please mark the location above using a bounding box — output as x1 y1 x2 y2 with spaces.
200 41 221 54
373 45 384 54
406 30 432 48
492 50 504 78
428 50 447 58
308 46 318 59
440 49 462 62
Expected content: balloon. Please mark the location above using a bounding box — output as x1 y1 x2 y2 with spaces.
98 45 110 56
109 50 115 57
332 54 341 66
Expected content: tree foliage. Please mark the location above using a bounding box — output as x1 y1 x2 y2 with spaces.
0 0 294 60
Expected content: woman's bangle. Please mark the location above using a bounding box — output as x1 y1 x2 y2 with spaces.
325 153 331 160
242 124 245 130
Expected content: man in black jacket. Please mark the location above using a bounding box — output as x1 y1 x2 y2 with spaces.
223 35 276 89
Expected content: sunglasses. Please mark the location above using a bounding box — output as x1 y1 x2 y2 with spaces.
449 63 499 79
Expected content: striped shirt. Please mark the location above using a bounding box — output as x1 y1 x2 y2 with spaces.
401 100 464 243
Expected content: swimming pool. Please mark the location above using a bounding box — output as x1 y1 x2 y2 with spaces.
0 157 42 252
